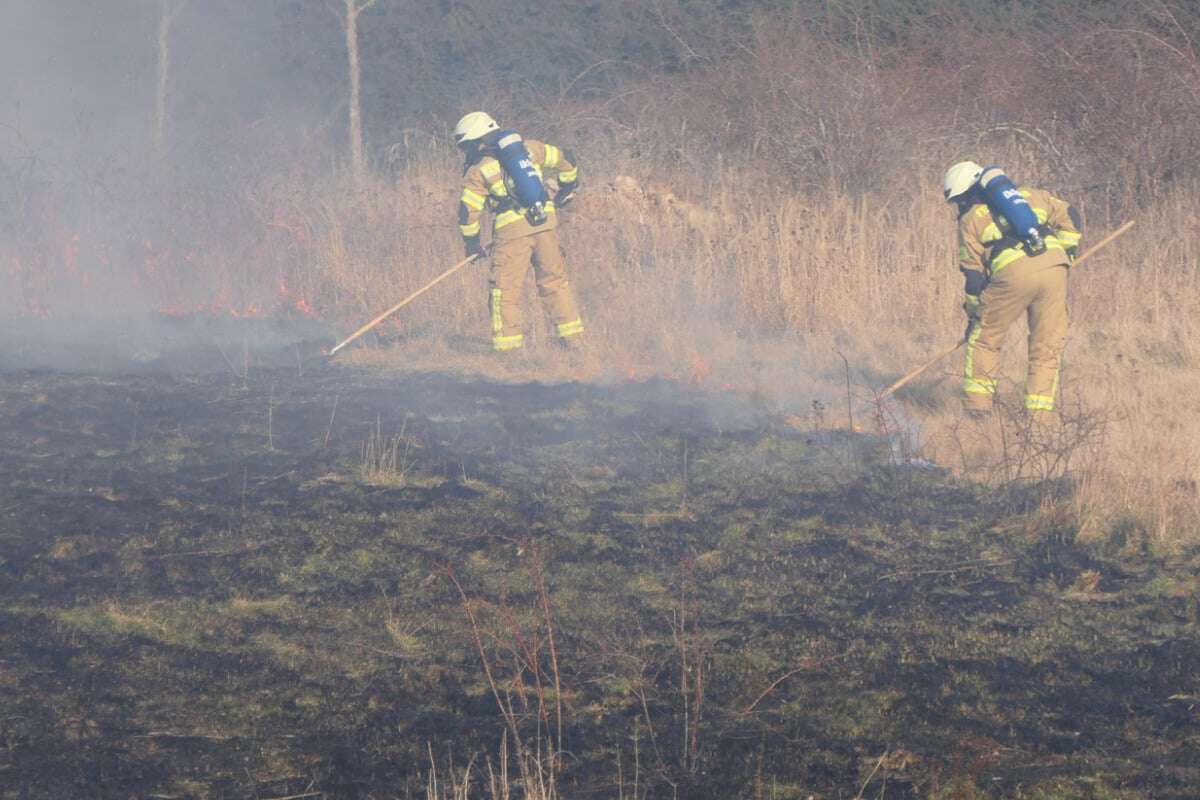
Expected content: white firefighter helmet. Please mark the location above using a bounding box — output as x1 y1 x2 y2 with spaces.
453 111 499 145
943 160 984 201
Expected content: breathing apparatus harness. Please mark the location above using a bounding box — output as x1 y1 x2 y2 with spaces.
973 166 1050 262
463 129 551 227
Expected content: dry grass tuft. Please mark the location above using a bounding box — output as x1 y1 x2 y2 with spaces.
360 415 417 487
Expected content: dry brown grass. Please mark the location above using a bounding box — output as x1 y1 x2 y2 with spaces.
243 139 1200 551
5 123 1193 547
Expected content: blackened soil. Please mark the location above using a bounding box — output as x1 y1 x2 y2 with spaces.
0 348 1197 799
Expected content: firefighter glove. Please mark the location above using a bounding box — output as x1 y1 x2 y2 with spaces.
464 235 485 260
554 184 577 208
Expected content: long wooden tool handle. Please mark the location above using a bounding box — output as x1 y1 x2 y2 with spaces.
1071 219 1135 269
881 339 966 398
880 219 1135 398
328 253 479 356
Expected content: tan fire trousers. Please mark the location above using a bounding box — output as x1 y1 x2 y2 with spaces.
964 259 1068 413
489 229 583 351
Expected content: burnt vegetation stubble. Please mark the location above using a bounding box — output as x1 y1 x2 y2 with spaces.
0 335 1197 798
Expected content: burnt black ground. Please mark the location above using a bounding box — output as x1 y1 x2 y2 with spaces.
0 318 1198 799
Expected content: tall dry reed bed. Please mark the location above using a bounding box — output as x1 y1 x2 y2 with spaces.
236 143 1200 550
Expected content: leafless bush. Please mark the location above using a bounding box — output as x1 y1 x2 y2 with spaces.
935 390 1099 474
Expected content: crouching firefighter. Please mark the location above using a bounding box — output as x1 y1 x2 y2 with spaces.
453 111 584 352
942 162 1082 415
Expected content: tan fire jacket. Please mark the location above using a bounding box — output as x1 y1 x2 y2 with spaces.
957 186 1082 288
457 139 578 243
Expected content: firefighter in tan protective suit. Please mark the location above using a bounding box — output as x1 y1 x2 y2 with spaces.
453 112 584 352
942 162 1083 415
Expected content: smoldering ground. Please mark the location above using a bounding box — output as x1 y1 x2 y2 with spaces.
1 322 1198 798
0 315 332 375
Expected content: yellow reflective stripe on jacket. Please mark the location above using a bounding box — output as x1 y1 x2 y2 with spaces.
493 201 557 229
1058 230 1082 252
543 144 559 168
480 161 506 195
989 246 1026 272
460 188 487 211
459 221 481 237
558 166 578 184
494 210 523 229
985 233 1072 273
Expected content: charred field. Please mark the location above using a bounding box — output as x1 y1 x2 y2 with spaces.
0 318 1197 800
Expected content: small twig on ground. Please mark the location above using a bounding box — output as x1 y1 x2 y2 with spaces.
836 348 854 432
344 641 416 660
738 653 850 716
214 341 239 378
133 731 233 740
144 539 277 560
878 558 1016 581
739 668 809 716
854 750 888 799
324 393 339 448
681 439 689 512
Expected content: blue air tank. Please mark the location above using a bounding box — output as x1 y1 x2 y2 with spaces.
495 130 549 211
978 166 1043 250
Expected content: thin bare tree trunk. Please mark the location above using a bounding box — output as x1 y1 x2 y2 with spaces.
344 0 379 186
154 0 174 159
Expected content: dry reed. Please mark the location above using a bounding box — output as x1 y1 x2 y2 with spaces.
249 142 1200 551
